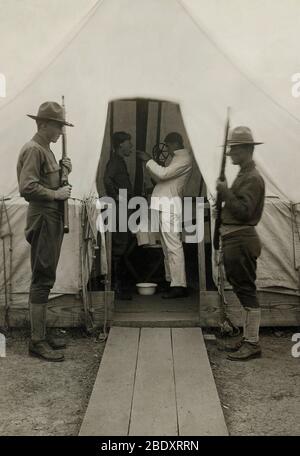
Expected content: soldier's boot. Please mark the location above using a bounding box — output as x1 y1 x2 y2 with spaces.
227 341 261 361
217 335 244 352
29 302 64 362
46 334 67 350
227 307 261 361
162 286 188 299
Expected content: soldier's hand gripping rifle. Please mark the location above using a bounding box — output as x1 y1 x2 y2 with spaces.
61 96 69 233
213 108 230 251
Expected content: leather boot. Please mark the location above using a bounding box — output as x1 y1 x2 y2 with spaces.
162 286 188 299
217 336 244 352
29 302 64 362
227 341 262 361
46 334 67 350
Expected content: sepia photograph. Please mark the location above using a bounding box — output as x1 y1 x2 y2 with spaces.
0 0 299 443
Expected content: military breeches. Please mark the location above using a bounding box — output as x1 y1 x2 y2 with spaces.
222 227 261 308
25 205 64 303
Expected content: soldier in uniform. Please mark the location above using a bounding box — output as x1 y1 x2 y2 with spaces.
17 101 73 362
216 126 265 361
103 131 134 300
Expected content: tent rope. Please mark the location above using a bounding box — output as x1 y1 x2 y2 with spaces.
215 245 240 337
80 196 109 340
80 199 96 333
0 197 13 331
291 204 300 276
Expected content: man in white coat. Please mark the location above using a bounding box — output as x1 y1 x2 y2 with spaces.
138 132 193 298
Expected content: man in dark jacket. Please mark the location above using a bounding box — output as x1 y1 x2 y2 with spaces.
103 131 134 300
216 126 265 361
17 101 73 362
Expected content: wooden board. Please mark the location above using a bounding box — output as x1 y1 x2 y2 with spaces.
113 312 199 327
0 292 114 328
79 327 139 436
172 328 228 436
116 293 197 313
79 327 228 436
129 328 178 436
2 288 300 328
200 290 300 327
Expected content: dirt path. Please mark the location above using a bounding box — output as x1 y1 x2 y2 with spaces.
0 327 299 436
206 328 300 436
0 329 103 436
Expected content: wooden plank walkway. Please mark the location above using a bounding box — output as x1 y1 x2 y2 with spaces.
79 327 228 436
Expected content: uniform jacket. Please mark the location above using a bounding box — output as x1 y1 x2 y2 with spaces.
146 148 193 213
17 132 61 203
104 153 133 201
222 160 265 226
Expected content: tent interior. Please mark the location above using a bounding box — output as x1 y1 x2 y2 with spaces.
94 99 210 303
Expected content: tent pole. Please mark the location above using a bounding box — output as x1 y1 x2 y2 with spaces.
110 101 114 138
156 101 162 145
198 238 206 292
198 238 206 325
134 99 149 195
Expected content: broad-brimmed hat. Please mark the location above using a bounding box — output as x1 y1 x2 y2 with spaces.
227 126 263 146
27 101 74 127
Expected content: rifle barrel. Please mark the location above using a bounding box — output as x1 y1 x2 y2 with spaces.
61 96 69 234
213 108 231 250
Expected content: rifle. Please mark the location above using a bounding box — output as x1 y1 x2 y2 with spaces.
61 96 69 233
213 108 240 337
213 107 230 251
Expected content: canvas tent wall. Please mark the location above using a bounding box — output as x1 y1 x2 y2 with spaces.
0 0 300 325
1 0 300 201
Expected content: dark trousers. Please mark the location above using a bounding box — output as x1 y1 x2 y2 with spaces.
112 230 132 291
25 204 64 303
222 227 261 308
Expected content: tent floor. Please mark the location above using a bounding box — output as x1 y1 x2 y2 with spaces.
79 327 228 436
2 288 300 328
113 291 199 327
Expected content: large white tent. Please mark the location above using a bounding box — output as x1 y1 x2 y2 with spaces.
0 0 299 318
